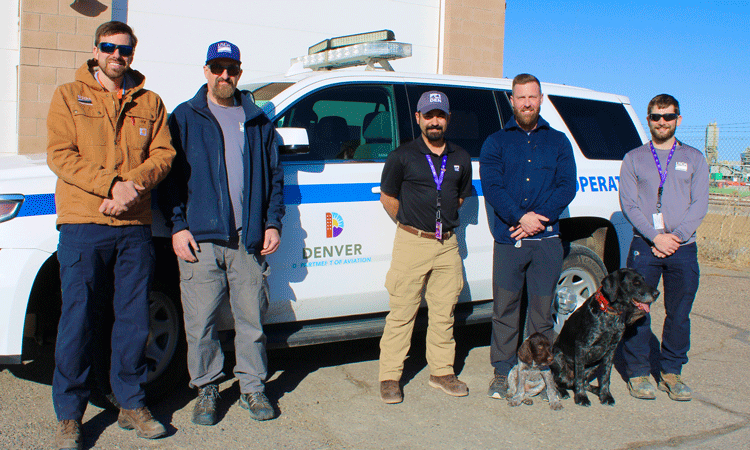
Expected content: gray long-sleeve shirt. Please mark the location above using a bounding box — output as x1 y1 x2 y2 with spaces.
619 141 709 245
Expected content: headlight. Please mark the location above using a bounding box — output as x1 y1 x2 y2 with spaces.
0 194 24 223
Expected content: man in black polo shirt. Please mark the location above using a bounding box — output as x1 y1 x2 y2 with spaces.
378 91 473 404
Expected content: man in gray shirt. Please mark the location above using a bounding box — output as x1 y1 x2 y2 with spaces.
160 41 284 424
619 94 708 402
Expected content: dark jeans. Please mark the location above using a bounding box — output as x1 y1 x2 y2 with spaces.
490 238 563 376
53 224 154 421
621 237 699 377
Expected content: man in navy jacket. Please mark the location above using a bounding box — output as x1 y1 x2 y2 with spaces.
479 73 576 399
159 41 284 425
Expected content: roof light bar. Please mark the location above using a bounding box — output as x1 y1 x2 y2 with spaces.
308 30 395 55
293 41 412 72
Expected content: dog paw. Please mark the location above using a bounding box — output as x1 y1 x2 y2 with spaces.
508 397 523 407
523 398 533 405
550 401 564 411
574 393 591 406
600 394 615 406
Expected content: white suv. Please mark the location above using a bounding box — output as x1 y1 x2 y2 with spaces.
0 32 647 394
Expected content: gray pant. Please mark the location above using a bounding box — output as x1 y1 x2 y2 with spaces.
178 239 269 394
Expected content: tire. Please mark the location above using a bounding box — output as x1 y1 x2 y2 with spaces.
553 244 608 334
143 286 187 401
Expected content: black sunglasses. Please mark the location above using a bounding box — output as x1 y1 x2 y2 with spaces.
209 63 241 77
649 113 679 122
97 42 134 57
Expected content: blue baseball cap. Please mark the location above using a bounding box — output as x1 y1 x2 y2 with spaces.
417 90 450 114
206 41 241 65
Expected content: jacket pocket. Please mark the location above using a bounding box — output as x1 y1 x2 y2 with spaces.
71 108 108 159
124 108 156 166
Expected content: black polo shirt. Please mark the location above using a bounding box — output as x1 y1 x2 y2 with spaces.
381 137 472 233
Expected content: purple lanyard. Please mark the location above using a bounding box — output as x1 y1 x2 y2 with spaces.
425 153 448 192
649 140 677 211
426 154 448 238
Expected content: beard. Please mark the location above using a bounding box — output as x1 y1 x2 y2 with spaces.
513 106 540 130
211 79 236 100
424 126 445 142
99 57 128 81
650 123 676 143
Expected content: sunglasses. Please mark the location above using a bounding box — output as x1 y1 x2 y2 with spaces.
97 42 134 57
209 63 241 77
648 113 679 122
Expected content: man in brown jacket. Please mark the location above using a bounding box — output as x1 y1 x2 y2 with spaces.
46 21 174 450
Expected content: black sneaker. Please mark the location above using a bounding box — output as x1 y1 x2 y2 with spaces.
488 374 509 399
239 392 274 421
192 384 220 426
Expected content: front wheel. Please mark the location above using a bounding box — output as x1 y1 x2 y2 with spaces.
144 286 187 400
553 244 607 334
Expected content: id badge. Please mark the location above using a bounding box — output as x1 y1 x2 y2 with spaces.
435 221 442 240
653 213 665 230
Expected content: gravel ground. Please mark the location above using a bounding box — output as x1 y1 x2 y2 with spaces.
1 263 750 449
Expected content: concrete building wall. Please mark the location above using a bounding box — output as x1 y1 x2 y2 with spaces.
10 0 504 155
443 0 505 78
17 0 113 155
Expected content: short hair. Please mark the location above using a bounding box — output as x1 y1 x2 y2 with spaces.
512 73 541 92
94 21 138 48
648 94 680 115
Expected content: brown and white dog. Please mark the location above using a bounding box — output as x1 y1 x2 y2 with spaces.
507 332 563 410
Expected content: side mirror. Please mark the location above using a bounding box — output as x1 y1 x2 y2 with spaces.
276 128 310 154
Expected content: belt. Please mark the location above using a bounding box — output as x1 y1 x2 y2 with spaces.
398 223 453 240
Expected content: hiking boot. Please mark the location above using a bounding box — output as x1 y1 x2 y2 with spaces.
628 376 657 400
380 380 403 404
429 374 469 397
192 384 220 426
488 373 509 399
55 419 82 450
659 373 692 401
239 392 275 421
118 406 167 439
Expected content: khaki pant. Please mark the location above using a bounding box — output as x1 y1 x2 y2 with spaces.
379 227 464 381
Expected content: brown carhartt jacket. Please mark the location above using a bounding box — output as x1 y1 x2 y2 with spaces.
46 59 175 226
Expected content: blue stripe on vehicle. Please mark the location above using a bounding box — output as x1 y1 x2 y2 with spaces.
17 193 56 217
15 182 483 215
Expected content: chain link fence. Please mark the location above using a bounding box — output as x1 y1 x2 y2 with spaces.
677 124 750 266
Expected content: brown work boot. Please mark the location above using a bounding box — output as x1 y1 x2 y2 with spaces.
55 419 82 450
118 406 167 439
429 374 469 397
380 380 403 404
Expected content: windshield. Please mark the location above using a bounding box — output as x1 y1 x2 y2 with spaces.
243 82 294 107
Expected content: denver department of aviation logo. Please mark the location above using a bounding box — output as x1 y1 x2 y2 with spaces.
326 212 344 238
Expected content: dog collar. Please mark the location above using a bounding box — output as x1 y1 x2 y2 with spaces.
594 289 621 315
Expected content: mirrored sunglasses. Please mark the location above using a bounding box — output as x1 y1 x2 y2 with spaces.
97 42 134 57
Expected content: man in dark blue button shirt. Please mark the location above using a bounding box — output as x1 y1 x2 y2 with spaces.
479 74 576 399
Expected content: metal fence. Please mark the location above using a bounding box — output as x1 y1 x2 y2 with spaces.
697 193 750 267
679 124 750 167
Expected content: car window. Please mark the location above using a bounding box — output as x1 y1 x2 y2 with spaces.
405 85 501 158
548 96 643 160
275 84 398 161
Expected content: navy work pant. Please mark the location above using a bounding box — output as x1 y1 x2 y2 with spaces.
490 238 563 376
621 237 700 377
53 224 154 421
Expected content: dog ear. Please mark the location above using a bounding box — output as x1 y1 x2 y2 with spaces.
518 338 533 365
600 270 618 301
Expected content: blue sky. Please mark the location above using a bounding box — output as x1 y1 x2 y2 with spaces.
502 1 750 160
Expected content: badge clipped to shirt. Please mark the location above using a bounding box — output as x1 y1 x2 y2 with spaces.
653 212 665 230
239 122 245 132
675 161 688 172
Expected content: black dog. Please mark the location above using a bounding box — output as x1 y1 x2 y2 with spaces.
507 333 563 410
551 268 659 406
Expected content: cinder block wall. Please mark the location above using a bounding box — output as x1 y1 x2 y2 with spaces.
443 0 505 78
18 0 112 155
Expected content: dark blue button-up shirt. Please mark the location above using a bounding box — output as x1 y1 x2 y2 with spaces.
479 116 577 244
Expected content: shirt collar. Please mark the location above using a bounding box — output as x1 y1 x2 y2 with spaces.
503 115 551 133
415 136 453 156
